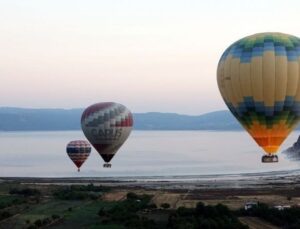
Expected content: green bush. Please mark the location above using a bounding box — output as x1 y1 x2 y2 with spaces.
53 186 101 200
161 203 170 209
0 211 12 220
167 202 248 229
98 207 106 217
34 219 42 227
26 225 37 229
9 188 40 197
127 192 139 200
97 193 158 228
147 203 157 209
52 214 60 220
240 203 300 228
42 217 51 225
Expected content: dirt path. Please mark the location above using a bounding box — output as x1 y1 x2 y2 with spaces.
101 190 127 201
239 217 279 229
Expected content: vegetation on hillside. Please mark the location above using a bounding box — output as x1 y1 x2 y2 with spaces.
52 184 108 200
1 182 300 229
239 202 300 229
167 202 248 229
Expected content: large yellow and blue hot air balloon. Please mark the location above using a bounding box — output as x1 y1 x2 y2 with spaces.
217 32 300 162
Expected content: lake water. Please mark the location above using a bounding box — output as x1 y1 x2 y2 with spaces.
0 130 299 177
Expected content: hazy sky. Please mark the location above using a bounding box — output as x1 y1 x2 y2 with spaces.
1 0 300 114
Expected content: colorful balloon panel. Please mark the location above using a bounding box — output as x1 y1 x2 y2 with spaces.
81 102 133 163
66 140 91 170
217 32 300 154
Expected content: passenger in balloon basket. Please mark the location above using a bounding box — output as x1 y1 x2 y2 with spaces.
261 154 278 163
103 163 112 168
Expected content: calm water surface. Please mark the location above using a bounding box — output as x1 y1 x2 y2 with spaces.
0 130 299 177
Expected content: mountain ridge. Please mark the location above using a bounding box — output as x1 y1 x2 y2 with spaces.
0 107 242 131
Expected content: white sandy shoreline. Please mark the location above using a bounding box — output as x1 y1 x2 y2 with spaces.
1 169 300 190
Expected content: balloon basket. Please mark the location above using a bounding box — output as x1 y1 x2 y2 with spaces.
103 163 112 168
261 155 278 163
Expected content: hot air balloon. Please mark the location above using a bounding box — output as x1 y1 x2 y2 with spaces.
66 140 91 171
217 32 300 163
81 102 133 168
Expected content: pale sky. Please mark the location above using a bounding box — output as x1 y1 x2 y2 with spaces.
0 0 299 114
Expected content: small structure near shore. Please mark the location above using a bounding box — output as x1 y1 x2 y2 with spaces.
244 201 258 210
273 205 291 211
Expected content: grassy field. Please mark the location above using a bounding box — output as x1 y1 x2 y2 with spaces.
0 198 122 229
0 185 259 229
0 183 117 228
50 201 120 229
0 182 126 229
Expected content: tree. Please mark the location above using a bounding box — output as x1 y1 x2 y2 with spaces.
161 203 170 209
127 192 139 200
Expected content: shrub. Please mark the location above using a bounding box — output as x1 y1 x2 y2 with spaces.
26 225 37 229
147 203 157 209
98 208 106 217
127 192 139 200
195 202 205 215
9 188 40 197
34 219 42 227
52 214 60 220
168 202 248 229
42 217 51 225
0 211 12 220
161 203 170 209
240 202 300 228
53 187 100 200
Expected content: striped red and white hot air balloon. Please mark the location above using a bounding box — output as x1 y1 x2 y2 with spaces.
66 140 91 172
81 102 133 168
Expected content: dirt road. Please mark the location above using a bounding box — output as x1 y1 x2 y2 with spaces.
239 217 279 229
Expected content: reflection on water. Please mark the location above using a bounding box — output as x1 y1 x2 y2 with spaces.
0 130 299 177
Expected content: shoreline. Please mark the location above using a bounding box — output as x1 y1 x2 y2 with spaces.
0 169 299 228
1 168 300 191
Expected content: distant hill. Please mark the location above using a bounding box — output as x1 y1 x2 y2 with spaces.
0 107 83 131
0 107 242 131
133 111 241 130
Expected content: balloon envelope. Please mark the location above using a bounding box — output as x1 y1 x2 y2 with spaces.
81 102 133 163
217 32 300 154
66 140 91 171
